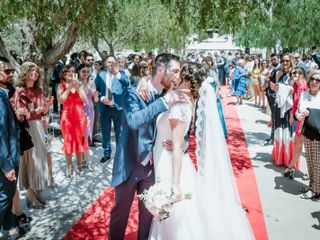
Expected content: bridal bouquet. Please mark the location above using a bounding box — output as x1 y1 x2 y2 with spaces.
138 183 192 222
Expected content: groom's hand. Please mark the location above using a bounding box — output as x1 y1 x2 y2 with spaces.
137 77 151 102
163 89 190 106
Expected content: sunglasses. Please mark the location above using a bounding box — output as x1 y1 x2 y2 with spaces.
1 69 15 75
310 77 320 82
290 71 300 76
281 59 290 63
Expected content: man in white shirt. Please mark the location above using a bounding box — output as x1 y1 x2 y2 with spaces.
95 56 129 163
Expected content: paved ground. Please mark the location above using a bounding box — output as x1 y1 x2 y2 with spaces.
1 96 319 240
235 98 320 240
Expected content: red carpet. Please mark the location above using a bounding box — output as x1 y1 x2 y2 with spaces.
222 90 268 240
64 88 268 240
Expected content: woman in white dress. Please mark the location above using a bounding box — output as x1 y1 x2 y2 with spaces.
149 62 255 240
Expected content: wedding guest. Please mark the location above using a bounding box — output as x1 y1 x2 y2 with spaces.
252 59 261 106
264 53 281 146
233 59 249 105
282 67 308 178
13 62 53 209
271 53 295 167
50 56 67 113
78 64 98 170
0 56 26 239
43 116 56 187
8 70 34 226
95 56 129 163
259 60 269 109
130 64 141 87
57 64 88 177
297 70 320 199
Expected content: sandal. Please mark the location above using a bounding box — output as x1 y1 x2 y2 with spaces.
300 190 320 200
15 213 33 224
282 167 295 179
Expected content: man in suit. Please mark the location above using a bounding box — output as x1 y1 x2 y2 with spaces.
95 55 129 163
0 57 25 239
50 56 67 113
310 46 320 68
265 53 281 146
108 53 188 240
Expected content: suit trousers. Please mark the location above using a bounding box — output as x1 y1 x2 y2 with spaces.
267 92 276 142
304 137 320 194
100 107 122 157
109 164 154 240
0 168 18 230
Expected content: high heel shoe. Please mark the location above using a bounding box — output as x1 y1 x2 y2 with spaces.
66 167 74 178
77 165 84 177
289 169 295 179
282 167 295 179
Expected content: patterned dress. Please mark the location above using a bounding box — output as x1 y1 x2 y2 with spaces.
82 82 95 143
272 72 294 166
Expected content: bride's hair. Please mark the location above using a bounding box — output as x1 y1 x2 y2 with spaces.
180 62 207 99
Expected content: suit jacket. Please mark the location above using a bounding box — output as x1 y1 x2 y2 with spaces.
111 87 168 187
50 60 64 85
0 88 20 173
95 70 129 112
311 54 320 68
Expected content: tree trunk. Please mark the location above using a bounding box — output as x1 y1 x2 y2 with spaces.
266 48 272 60
42 65 54 96
0 36 20 73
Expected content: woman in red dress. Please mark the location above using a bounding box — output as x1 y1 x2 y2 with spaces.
57 64 88 177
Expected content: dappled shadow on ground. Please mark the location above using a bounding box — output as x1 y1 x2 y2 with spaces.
311 211 320 230
274 176 307 195
63 189 138 240
255 119 269 125
19 137 116 240
244 131 270 146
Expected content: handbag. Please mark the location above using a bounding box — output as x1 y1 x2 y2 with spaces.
302 108 320 141
19 120 34 154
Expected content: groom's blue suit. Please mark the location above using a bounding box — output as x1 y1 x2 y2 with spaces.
109 86 168 240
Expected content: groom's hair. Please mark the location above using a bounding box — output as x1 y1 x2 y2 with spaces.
152 53 180 77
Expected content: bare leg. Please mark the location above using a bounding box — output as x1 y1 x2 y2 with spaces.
47 152 56 187
261 91 265 108
289 135 303 168
65 153 74 177
76 152 83 168
84 150 91 164
12 189 23 216
283 134 303 178
76 152 84 175
26 188 43 207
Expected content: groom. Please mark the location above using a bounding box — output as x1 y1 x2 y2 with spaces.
109 53 184 240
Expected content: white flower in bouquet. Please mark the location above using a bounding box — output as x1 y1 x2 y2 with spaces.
138 183 192 222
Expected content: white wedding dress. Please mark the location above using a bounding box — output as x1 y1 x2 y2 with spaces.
149 101 205 240
149 82 255 240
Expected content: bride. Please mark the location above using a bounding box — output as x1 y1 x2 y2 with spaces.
148 62 254 239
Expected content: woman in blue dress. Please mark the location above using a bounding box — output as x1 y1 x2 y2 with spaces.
233 59 250 105
208 66 228 138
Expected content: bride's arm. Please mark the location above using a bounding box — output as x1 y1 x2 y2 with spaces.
170 118 187 202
